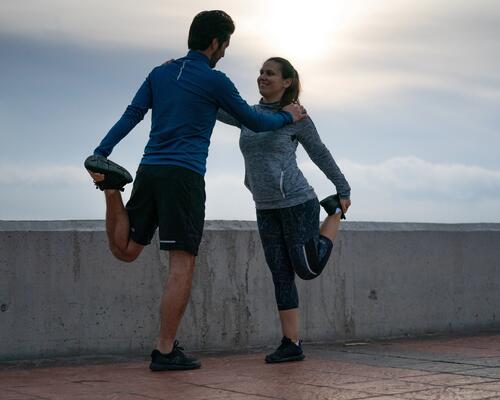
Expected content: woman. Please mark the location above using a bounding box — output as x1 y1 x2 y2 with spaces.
218 57 351 363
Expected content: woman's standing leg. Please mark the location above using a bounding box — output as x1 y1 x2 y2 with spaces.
279 308 299 343
257 208 305 363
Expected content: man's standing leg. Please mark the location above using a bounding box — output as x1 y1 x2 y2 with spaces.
149 249 201 371
157 250 195 353
149 165 204 371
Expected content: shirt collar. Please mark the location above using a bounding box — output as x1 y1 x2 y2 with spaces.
186 50 211 65
258 98 281 110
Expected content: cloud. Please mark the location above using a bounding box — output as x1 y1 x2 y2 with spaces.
200 156 500 222
0 0 192 50
0 164 88 187
333 157 500 201
299 156 500 222
300 156 500 197
0 1 498 223
296 0 500 108
204 172 256 220
0 157 498 222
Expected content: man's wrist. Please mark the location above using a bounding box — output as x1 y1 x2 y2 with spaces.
281 111 293 124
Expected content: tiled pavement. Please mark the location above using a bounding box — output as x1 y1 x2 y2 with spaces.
2 333 500 399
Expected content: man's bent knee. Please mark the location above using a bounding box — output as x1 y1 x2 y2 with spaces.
110 247 138 262
109 242 143 263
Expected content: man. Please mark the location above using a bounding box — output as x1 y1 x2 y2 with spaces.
85 10 306 371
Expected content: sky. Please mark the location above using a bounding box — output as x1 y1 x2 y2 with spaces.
1 0 499 223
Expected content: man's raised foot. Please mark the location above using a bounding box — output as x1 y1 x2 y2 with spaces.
84 155 133 191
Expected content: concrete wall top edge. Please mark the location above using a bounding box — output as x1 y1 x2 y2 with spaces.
1 220 499 232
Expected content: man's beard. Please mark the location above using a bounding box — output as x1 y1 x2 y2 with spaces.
209 45 224 68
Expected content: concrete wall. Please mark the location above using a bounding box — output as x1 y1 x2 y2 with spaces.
1 220 499 361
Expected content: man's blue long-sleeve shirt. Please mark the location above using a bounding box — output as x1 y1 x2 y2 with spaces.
94 50 293 176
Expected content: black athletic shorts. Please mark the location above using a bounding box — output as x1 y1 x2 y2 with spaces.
125 165 206 256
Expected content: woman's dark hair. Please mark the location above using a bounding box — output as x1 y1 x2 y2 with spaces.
266 57 301 108
188 10 235 51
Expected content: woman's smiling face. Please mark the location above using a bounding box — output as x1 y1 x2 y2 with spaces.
257 60 292 101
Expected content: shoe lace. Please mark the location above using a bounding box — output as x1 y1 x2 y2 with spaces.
277 336 292 351
172 340 184 351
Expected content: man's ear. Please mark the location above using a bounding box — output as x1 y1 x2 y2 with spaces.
209 38 219 51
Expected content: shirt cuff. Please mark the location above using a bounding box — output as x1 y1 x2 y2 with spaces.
280 111 293 124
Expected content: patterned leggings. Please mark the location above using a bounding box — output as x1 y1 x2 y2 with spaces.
256 198 333 310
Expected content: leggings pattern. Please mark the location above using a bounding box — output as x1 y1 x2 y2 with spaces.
256 198 333 310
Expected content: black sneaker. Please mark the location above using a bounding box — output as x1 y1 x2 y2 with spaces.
265 336 305 364
84 155 133 191
149 340 201 371
320 194 346 219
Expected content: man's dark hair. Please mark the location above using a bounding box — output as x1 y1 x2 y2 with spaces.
188 10 235 51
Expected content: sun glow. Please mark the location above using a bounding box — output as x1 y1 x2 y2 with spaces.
254 1 368 63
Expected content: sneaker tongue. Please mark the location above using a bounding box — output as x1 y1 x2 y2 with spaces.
279 337 292 349
172 341 184 351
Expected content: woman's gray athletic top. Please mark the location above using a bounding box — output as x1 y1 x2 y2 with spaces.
217 100 351 210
